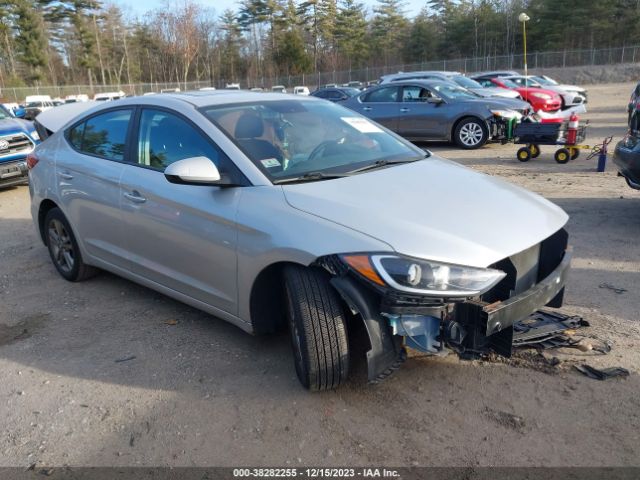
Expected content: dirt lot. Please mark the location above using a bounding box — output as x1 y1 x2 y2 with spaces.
1 83 639 469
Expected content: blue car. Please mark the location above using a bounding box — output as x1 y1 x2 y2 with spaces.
0 104 40 189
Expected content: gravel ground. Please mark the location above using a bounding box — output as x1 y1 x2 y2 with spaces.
1 82 639 468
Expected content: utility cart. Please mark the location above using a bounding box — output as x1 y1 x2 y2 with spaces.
510 120 589 164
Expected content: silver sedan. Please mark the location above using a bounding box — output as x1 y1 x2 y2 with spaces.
28 92 571 390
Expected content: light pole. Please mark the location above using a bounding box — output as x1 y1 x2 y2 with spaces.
519 13 530 97
519 13 530 76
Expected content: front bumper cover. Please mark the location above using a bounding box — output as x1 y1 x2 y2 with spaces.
0 159 29 188
324 246 572 382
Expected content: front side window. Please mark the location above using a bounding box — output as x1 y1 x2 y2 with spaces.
402 86 431 102
68 109 132 161
136 109 225 171
202 100 425 183
363 87 399 103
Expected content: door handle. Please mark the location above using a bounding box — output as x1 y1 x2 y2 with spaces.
400 107 410 112
362 107 372 112
58 172 73 180
123 192 147 204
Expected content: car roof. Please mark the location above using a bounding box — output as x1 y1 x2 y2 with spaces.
374 79 454 88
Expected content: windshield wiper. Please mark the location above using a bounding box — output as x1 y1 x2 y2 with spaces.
348 154 428 174
273 171 352 185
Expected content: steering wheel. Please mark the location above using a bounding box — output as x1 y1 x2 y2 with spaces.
308 139 345 162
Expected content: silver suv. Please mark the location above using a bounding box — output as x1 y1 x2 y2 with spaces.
29 92 571 390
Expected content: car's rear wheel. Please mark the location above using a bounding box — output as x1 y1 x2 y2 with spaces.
283 265 350 391
454 118 488 149
45 208 98 282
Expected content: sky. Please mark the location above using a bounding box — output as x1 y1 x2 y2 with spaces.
114 0 427 19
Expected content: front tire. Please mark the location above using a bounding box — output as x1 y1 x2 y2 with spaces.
454 117 488 149
283 265 350 391
44 208 98 282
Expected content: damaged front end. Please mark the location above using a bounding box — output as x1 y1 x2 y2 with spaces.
317 228 571 383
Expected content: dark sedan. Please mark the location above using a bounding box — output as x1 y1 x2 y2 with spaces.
614 133 640 190
341 80 527 149
310 87 361 103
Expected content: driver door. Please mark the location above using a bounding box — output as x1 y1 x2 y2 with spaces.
397 85 446 139
119 108 243 314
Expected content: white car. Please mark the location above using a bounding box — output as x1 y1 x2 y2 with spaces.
504 75 587 108
29 91 572 390
293 86 310 95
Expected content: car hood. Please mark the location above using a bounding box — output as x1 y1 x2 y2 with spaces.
281 157 568 268
550 84 585 94
0 117 34 136
516 86 559 98
471 87 520 99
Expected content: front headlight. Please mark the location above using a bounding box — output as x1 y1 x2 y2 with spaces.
341 254 506 297
490 109 523 120
530 92 551 100
30 130 40 141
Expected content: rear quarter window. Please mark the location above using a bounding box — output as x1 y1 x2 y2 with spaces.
67 109 132 161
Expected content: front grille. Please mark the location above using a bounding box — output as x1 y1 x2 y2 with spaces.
482 228 568 304
0 133 34 157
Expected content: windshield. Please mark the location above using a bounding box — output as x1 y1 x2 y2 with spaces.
499 78 520 88
342 88 361 97
202 100 425 182
431 84 478 99
27 102 43 108
453 76 482 89
532 76 553 86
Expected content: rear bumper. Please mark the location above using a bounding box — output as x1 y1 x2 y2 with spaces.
0 159 29 188
614 143 640 189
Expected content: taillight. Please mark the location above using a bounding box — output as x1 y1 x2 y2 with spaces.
26 151 39 170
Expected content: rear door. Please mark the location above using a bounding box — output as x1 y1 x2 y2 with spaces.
118 107 243 314
350 86 400 131
57 107 134 268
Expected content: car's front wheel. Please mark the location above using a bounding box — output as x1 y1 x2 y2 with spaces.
44 208 98 282
283 265 350 391
454 117 488 149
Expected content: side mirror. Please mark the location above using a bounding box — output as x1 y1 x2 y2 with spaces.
14 107 26 118
427 97 444 104
164 156 224 186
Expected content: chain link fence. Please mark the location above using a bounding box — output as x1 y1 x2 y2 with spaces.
2 45 640 102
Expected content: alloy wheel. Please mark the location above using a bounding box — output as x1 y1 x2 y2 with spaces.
459 122 484 147
48 219 74 273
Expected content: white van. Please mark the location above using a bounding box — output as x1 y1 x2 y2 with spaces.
271 85 287 93
24 95 54 115
225 83 241 90
293 86 310 95
93 91 125 101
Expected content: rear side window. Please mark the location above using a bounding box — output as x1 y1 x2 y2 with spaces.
68 109 132 161
363 87 398 103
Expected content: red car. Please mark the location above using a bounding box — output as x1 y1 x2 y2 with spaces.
473 75 562 112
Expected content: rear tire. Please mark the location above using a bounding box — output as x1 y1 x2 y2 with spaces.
517 147 532 162
283 265 350 391
44 208 98 282
530 144 541 158
454 117 488 149
555 148 570 164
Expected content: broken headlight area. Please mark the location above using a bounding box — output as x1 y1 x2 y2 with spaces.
318 228 570 382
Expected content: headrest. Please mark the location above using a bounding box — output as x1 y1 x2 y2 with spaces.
235 113 264 139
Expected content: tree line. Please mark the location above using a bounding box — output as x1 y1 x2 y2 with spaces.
1 0 639 90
